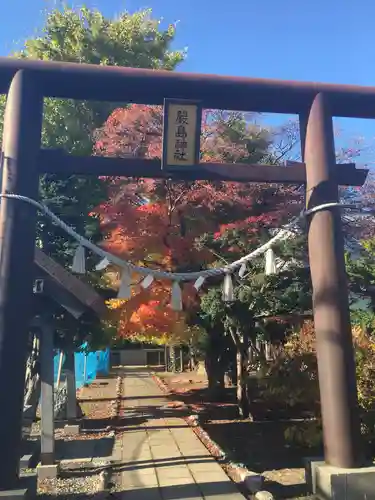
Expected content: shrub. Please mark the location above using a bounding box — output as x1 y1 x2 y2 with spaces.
256 321 320 414
284 420 323 449
352 324 375 411
256 320 375 449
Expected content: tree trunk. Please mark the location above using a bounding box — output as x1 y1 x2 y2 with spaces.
236 345 250 418
205 352 225 400
256 339 266 364
169 345 177 372
230 328 251 419
265 341 274 362
248 344 254 366
179 347 184 373
188 345 196 371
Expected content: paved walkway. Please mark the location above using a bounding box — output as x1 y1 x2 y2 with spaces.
114 367 245 500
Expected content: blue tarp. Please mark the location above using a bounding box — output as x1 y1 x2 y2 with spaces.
96 349 110 375
53 345 110 389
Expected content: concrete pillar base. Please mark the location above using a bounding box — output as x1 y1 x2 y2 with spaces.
64 424 80 435
306 459 375 499
36 464 59 480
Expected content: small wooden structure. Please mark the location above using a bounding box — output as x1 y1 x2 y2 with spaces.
34 247 107 318
32 248 107 468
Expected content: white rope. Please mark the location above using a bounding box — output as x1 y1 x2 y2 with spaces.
304 202 357 216
0 193 353 282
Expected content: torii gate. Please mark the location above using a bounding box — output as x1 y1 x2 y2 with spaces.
0 58 371 490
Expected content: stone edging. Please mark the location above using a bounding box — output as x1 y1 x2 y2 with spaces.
109 376 123 419
151 373 274 499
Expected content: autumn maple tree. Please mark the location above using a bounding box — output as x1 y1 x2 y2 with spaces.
93 105 302 349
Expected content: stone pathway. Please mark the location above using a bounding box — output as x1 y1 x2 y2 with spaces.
114 367 245 500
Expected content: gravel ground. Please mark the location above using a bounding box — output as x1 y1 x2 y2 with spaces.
38 474 105 498
33 374 120 498
78 377 121 421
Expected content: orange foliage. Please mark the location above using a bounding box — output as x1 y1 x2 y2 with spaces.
94 105 300 344
107 281 197 344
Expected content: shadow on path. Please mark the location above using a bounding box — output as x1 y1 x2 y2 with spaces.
56 436 115 461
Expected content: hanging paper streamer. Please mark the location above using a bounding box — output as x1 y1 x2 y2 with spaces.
95 257 110 271
265 248 277 275
222 273 234 302
71 245 86 274
141 274 154 289
194 276 205 291
171 281 183 311
238 263 247 278
117 267 132 299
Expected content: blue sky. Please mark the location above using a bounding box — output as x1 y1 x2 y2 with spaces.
1 0 375 164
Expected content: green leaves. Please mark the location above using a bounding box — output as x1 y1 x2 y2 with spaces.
199 230 312 345
0 5 185 348
0 6 186 266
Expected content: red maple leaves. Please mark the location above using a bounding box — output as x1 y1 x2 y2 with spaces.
94 104 300 342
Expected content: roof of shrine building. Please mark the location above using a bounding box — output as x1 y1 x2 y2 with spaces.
34 247 107 319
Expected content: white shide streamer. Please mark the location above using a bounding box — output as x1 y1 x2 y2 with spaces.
71 245 86 274
238 262 247 278
194 276 206 291
117 267 132 299
264 248 277 276
222 273 234 302
95 257 110 271
141 274 154 289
